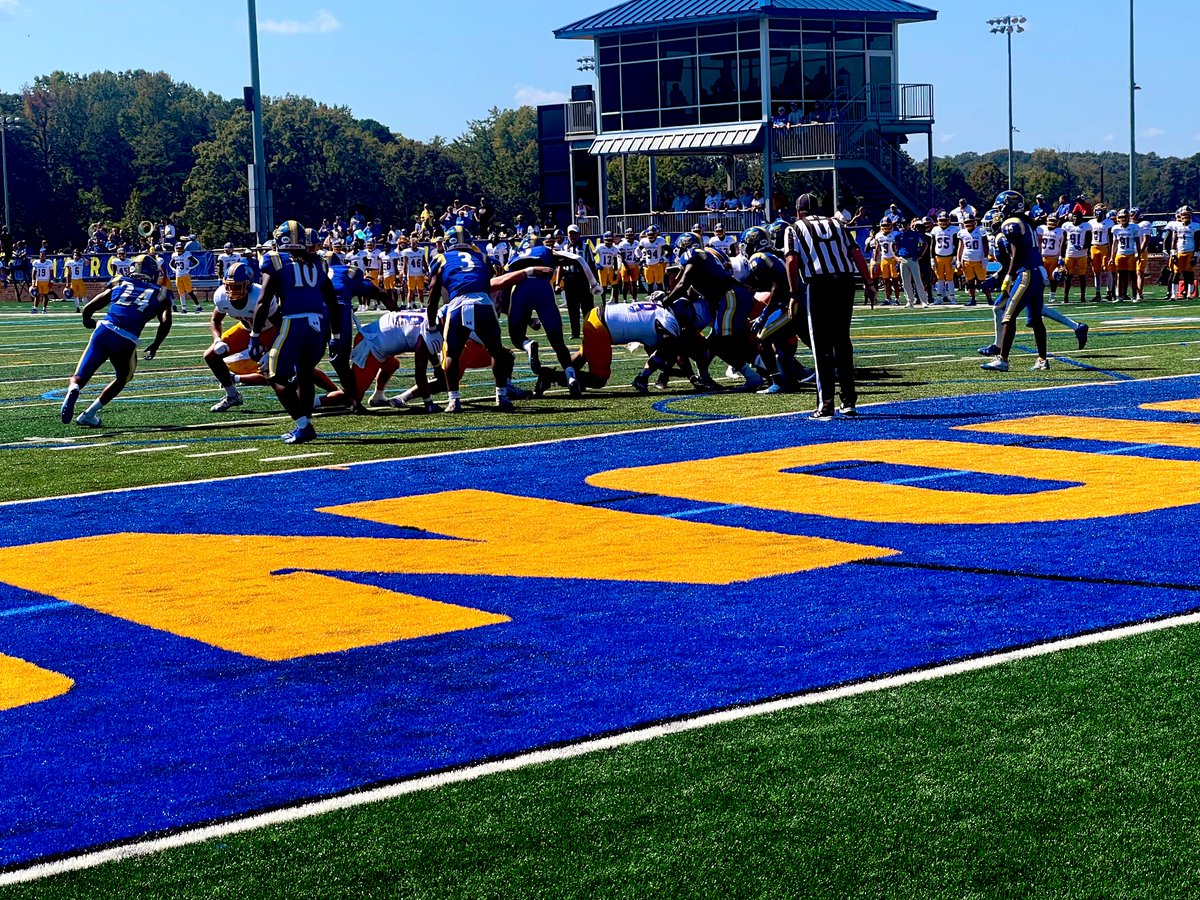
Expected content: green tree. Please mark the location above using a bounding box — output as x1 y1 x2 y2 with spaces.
449 107 540 222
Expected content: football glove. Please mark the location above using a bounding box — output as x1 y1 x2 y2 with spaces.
248 332 265 361
212 340 229 356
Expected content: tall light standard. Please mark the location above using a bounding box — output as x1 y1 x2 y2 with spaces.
246 0 270 242
987 16 1026 191
0 115 21 231
1128 0 1137 210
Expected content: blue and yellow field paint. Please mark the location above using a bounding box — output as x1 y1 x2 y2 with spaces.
7 375 1200 871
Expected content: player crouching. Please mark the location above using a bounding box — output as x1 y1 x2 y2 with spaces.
535 292 680 394
58 254 172 428
316 310 445 413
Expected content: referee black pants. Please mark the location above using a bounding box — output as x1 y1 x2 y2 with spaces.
805 273 857 412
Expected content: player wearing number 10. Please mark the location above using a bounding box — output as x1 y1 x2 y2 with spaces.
58 253 173 428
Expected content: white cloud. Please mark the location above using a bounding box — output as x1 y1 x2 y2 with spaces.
514 85 568 106
938 133 955 145
1146 127 1167 138
261 9 340 35
1102 133 1115 143
0 0 23 16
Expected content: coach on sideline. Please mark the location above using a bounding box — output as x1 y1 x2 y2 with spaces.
783 192 876 419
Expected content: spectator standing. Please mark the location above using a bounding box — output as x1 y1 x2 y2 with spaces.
894 218 929 307
782 192 875 418
478 197 495 236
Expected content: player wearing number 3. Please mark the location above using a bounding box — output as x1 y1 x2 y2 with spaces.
58 253 173 428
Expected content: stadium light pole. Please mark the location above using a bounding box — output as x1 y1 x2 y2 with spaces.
247 0 270 243
1129 0 1136 210
0 115 20 231
987 16 1026 190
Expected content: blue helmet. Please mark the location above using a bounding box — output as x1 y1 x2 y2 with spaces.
272 219 306 251
767 218 790 251
443 225 472 250
981 207 1003 235
222 260 254 300
127 253 161 284
740 225 772 256
673 232 699 264
602 231 614 240
994 190 1024 218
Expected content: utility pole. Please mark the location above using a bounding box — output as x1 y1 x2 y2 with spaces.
247 0 270 242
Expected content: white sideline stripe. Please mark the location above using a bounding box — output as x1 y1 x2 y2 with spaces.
115 445 189 455
259 452 334 462
184 448 260 458
0 371 1198 510
4 608 1199 887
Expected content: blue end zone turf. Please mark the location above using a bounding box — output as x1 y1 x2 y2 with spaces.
5 376 1200 869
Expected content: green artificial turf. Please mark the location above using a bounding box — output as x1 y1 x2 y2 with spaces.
7 285 1200 897
13 622 1200 899
0 287 1195 501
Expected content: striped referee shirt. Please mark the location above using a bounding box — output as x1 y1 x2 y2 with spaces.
783 215 858 280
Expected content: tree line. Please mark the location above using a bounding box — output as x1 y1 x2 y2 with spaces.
1 70 540 250
4 69 1200 250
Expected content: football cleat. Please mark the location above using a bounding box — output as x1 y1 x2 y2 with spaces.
75 410 103 428
367 394 392 408
981 357 1010 372
632 374 650 394
507 383 531 401
1031 358 1051 371
282 423 317 444
757 383 783 395
421 399 441 413
742 370 766 390
568 379 582 398
210 393 243 413
809 407 836 421
1075 323 1089 350
839 405 859 417
977 343 1001 356
444 398 463 414
60 390 79 425
496 398 515 412
526 340 541 372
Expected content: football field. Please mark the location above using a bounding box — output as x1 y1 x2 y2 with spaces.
5 289 1200 898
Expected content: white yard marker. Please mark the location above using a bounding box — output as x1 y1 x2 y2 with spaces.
259 452 334 462
183 447 260 458
115 445 190 455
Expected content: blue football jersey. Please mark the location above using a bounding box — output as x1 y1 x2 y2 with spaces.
431 246 492 299
506 245 556 271
104 279 171 341
261 251 330 316
328 264 367 308
744 252 787 290
1001 217 1040 266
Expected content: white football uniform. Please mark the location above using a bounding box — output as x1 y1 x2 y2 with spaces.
604 301 675 347
401 248 429 277
356 310 436 361
640 236 667 266
1085 219 1112 248
32 259 54 283
1111 224 1138 257
956 227 987 262
1063 223 1089 258
213 283 271 328
1037 226 1065 258
217 252 244 276
1165 221 1200 254
929 225 959 257
64 258 88 281
707 235 735 256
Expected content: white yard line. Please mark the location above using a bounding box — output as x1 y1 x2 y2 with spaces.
4 607 1198 886
183 448 261 459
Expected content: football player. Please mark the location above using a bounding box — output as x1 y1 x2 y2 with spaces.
315 309 443 412
401 235 429 310
1164 206 1200 301
426 225 516 413
58 254 172 427
739 225 806 393
63 249 87 312
1108 209 1139 302
1037 214 1066 301
640 225 668 294
169 241 203 313
616 227 641 301
929 212 959 304
536 293 681 393
249 220 342 445
30 249 55 313
954 215 991 306
981 192 1049 372
872 219 900 304
1060 211 1090 304
1085 206 1113 301
506 236 596 397
595 231 622 302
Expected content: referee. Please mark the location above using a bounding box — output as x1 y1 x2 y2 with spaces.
783 193 876 419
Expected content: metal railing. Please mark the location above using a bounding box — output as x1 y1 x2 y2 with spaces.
565 100 597 137
869 83 934 121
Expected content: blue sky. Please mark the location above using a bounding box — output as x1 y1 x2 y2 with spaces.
0 0 1192 159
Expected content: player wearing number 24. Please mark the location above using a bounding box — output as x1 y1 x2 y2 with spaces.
58 253 173 428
